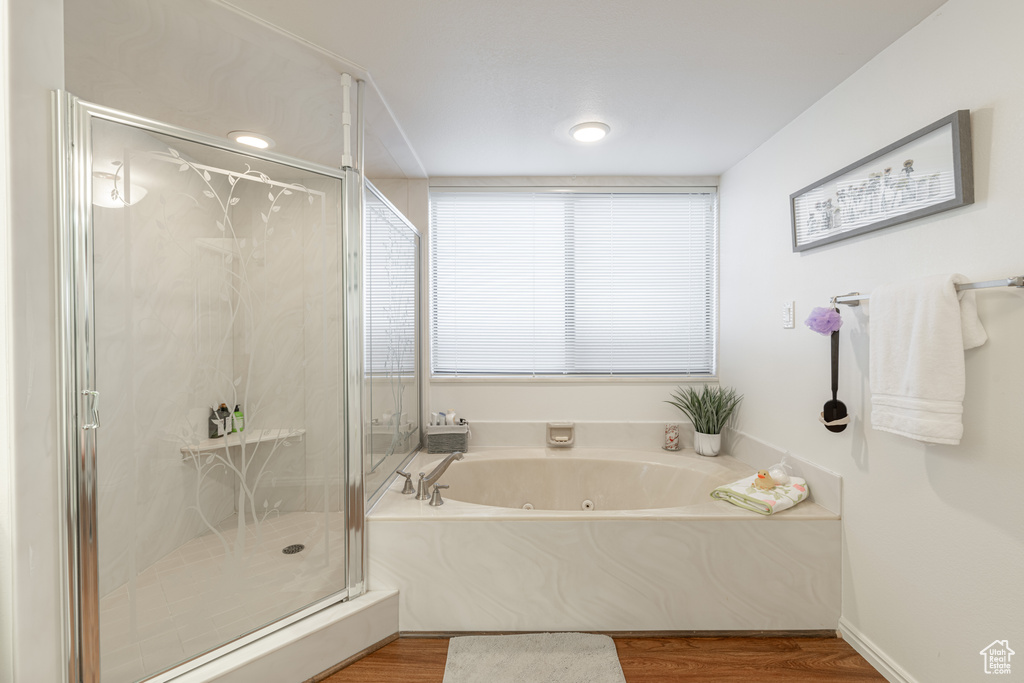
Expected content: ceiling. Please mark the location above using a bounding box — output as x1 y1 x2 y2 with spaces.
64 0 948 180
223 0 948 178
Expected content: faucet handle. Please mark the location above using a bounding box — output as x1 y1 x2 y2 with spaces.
396 470 415 495
429 483 449 507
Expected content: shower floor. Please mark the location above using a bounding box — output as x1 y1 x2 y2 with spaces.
99 511 348 683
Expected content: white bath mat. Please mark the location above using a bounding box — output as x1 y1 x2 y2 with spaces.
442 632 626 683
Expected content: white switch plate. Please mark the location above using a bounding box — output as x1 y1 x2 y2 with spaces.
782 301 795 328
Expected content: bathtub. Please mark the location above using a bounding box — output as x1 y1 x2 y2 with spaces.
368 448 840 632
431 448 758 513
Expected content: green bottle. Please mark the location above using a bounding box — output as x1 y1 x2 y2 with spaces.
232 404 244 433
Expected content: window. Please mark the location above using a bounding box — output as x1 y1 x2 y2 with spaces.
429 188 717 376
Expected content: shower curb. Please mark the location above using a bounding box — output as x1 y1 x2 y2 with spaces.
307 632 400 682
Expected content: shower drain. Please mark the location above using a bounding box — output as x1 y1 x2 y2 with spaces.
282 544 305 555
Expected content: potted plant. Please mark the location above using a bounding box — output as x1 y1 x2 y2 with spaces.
665 385 743 456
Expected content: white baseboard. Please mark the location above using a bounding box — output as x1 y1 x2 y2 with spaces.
839 617 918 683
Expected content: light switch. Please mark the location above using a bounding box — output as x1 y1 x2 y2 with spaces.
782 301 795 329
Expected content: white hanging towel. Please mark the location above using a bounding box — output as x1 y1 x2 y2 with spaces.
869 274 987 445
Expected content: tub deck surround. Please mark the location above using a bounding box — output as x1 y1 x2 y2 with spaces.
368 448 841 633
724 428 842 514
371 448 836 520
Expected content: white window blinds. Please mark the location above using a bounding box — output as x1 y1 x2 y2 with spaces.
429 188 718 376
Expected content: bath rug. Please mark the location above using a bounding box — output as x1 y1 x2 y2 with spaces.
442 632 626 683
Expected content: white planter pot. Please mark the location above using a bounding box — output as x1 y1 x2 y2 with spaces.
693 431 721 457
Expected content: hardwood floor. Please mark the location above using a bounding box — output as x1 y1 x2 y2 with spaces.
321 636 887 682
613 637 886 682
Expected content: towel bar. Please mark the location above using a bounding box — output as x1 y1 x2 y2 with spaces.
833 275 1024 307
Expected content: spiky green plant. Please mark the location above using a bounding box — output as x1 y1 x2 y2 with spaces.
665 385 743 435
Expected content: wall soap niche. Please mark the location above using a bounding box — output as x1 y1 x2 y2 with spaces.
546 422 575 447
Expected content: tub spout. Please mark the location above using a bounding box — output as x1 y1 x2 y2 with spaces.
416 451 464 500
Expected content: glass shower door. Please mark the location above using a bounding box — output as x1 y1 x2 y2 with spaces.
363 183 421 502
59 96 357 683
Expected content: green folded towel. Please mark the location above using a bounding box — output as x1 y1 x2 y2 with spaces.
710 474 809 515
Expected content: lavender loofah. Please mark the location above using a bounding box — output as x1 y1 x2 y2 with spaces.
805 306 843 335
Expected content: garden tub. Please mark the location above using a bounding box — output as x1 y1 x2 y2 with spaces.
367 448 840 632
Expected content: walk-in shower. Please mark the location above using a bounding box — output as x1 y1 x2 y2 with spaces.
363 185 421 503
56 92 367 682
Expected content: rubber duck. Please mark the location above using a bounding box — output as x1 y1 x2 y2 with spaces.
753 470 777 490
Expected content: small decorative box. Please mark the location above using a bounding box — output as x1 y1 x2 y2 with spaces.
426 424 469 453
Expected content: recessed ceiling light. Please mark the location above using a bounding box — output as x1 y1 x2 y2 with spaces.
228 131 275 149
570 122 610 142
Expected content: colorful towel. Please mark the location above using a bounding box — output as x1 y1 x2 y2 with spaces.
710 475 809 515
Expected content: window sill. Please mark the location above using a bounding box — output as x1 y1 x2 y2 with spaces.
428 374 718 384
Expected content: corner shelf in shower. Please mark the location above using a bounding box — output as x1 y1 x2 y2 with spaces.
179 428 306 460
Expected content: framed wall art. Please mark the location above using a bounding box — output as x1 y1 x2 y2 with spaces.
791 110 973 252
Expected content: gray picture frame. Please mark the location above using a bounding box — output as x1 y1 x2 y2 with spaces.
790 110 973 252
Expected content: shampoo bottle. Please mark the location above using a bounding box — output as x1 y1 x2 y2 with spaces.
209 406 222 438
217 403 231 436
232 404 244 433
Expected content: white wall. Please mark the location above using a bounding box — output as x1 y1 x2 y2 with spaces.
3 0 65 680
64 0 354 175
718 1 1023 681
368 179 429 233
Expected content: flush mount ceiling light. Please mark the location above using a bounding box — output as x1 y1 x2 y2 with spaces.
228 130 275 149
570 122 610 142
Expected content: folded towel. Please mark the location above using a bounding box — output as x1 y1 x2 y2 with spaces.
710 475 809 515
869 274 987 445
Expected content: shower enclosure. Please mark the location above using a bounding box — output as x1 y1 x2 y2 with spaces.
362 184 421 503
56 93 364 682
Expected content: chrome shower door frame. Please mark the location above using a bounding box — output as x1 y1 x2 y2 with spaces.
54 91 365 683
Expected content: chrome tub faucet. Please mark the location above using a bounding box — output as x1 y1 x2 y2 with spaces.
416 451 464 500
